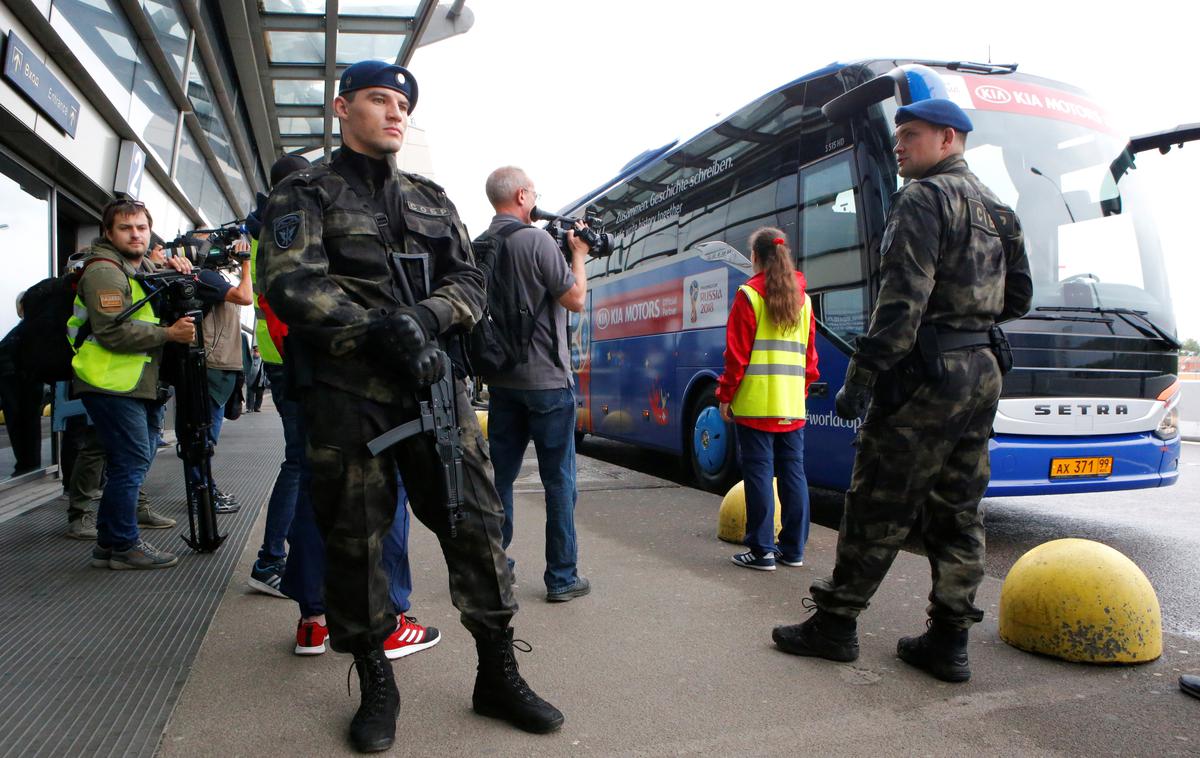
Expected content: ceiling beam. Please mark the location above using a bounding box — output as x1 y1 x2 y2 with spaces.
322 0 339 162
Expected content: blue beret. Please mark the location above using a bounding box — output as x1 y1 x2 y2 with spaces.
339 61 418 112
895 98 973 133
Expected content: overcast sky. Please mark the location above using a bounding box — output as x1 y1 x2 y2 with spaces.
408 0 1199 339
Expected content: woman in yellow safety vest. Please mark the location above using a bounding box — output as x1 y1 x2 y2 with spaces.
717 227 819 571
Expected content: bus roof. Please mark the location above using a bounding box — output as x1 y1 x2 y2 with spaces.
557 57 1047 216
556 60 848 215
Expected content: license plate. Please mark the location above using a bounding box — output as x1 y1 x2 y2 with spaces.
1049 456 1113 479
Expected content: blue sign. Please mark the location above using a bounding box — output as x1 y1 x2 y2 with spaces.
3 30 79 138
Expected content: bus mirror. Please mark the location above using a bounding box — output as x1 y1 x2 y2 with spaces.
822 64 948 122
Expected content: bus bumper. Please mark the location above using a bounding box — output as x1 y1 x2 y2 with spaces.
985 432 1181 496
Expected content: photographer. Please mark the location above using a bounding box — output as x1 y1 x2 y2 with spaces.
182 232 253 513
70 199 195 570
482 166 590 603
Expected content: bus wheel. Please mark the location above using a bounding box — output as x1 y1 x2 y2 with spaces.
687 386 737 493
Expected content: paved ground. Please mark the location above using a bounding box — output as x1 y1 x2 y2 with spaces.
161 423 1199 757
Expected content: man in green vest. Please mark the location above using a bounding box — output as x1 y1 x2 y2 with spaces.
71 198 197 570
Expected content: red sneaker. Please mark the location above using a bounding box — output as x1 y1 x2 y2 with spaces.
294 619 329 656
383 614 441 659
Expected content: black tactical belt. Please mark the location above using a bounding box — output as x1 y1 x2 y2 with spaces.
936 328 992 351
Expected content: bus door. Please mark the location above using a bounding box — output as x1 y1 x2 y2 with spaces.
795 150 871 491
568 290 593 436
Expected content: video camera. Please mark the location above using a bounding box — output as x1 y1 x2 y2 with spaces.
162 221 249 271
531 207 615 258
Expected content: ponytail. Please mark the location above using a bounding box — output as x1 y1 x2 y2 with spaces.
749 227 800 332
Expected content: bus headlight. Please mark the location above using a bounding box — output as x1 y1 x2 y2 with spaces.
1153 381 1181 441
1154 404 1179 440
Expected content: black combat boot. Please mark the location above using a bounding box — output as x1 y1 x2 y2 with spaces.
472 628 564 733
348 648 401 752
897 620 971 682
772 606 860 662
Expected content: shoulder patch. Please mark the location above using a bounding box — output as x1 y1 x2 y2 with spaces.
967 197 999 236
405 200 449 217
98 290 124 312
274 212 303 249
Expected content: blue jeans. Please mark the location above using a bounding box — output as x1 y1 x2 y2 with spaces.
80 394 157 550
735 424 811 560
185 397 224 491
258 364 299 563
283 474 413 619
488 385 579 593
277 362 412 618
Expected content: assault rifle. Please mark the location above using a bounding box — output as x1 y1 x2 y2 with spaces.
366 352 467 537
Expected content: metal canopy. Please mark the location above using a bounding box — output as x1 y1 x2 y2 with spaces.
221 0 472 176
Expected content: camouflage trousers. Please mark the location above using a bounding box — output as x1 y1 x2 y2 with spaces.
811 347 1002 630
302 382 516 654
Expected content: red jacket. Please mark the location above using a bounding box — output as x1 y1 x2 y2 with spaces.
716 271 819 431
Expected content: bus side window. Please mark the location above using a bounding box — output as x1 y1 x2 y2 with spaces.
798 152 868 345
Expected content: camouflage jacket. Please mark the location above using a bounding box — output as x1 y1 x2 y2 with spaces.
847 155 1032 386
258 147 484 403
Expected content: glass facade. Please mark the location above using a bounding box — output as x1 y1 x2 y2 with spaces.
47 0 258 225
142 0 189 83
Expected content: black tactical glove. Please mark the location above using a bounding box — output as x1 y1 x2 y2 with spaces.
404 342 447 388
834 379 871 420
380 306 438 349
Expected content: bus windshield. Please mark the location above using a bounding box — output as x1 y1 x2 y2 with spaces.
884 101 1176 336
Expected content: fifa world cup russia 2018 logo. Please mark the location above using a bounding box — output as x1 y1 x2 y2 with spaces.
689 279 700 323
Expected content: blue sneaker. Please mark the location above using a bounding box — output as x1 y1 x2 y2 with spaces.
778 555 804 567
732 551 776 571
90 544 112 568
249 559 288 598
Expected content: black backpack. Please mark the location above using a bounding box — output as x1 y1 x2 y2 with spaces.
467 222 556 379
17 257 112 384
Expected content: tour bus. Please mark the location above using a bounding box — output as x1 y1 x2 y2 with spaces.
558 58 1183 494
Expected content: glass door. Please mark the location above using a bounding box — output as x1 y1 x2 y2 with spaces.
0 151 53 482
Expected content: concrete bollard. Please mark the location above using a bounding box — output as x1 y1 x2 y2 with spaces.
999 538 1162 663
717 479 783 544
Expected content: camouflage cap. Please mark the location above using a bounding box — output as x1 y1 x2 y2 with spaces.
895 98 973 133
338 60 418 112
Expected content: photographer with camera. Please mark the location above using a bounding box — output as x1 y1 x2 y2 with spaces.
181 231 253 514
70 199 196 570
481 166 590 603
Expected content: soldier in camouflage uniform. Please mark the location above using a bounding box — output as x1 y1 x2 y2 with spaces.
772 99 1032 683
258 61 562 752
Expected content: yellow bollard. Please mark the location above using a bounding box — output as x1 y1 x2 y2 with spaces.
717 479 783 544
999 538 1162 663
475 409 488 440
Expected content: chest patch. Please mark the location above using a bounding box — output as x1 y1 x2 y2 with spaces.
405 201 449 217
98 291 124 312
274 212 302 249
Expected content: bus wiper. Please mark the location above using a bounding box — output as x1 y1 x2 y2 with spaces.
1022 312 1112 324
1035 306 1181 349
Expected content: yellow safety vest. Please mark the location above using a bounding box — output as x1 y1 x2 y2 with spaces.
730 285 812 420
249 238 283 365
67 276 158 393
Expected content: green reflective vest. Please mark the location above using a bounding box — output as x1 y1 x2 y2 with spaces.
249 237 282 365
730 285 812 420
67 277 158 394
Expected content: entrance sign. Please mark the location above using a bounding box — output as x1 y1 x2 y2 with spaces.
3 31 80 138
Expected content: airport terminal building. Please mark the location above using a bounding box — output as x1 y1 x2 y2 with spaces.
0 0 468 491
